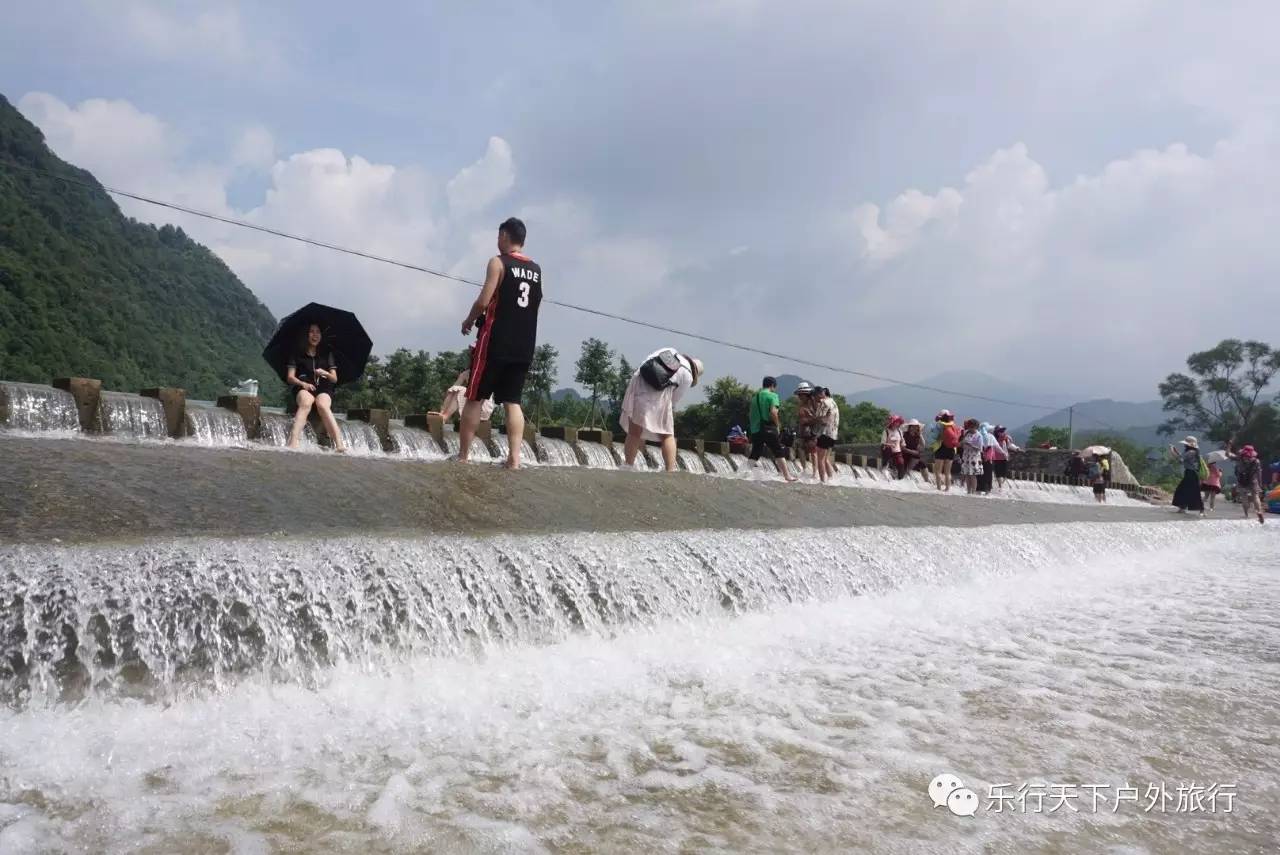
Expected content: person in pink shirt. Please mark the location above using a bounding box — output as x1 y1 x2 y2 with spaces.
1201 456 1223 511
989 426 1020 490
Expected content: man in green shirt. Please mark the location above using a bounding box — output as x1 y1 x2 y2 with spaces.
748 376 798 482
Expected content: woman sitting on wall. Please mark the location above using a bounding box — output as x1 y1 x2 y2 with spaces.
285 322 347 452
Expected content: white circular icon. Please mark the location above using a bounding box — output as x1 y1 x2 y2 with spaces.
947 787 979 817
929 773 963 808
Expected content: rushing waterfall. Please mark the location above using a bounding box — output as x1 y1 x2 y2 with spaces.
335 419 384 455
0 520 1231 705
183 406 248 447
704 453 736 475
677 448 708 473
577 442 618 468
538 437 580 466
389 426 446 460
490 434 540 464
0 381 80 433
440 430 494 462
96 392 167 439
257 412 319 449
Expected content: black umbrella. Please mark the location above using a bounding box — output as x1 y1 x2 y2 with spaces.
262 302 374 385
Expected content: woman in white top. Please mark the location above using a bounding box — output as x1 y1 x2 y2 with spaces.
619 349 704 471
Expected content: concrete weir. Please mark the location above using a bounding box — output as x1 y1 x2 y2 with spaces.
0 434 1178 544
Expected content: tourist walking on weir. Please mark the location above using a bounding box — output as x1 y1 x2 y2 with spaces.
813 386 839 483
932 410 959 491
1201 455 1223 511
960 418 984 494
619 348 704 471
794 382 819 477
990 425 1018 490
285 323 347 453
1169 436 1205 515
977 422 997 494
748 376 799 482
902 419 925 478
1088 454 1107 503
881 414 905 478
1230 444 1266 524
458 218 542 469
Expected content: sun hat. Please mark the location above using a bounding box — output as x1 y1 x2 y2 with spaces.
963 418 979 429
687 357 704 386
994 425 1006 434
936 409 954 421
887 414 904 428
904 418 922 427
1181 436 1199 449
795 381 814 394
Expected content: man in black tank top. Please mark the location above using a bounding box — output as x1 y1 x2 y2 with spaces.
458 217 542 468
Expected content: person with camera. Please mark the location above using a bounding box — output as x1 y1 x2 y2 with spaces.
748 376 799 482
619 348 704 471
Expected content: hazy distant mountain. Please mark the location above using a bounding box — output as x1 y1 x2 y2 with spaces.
842 371 1077 429
551 387 583 402
1011 399 1169 449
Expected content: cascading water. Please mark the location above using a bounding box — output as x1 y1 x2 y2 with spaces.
490 434 540 465
335 419 384 455
0 520 1230 706
577 441 618 468
183 406 248 447
0 382 81 433
388 426 446 460
677 448 707 473
538 437 580 466
257 412 319 449
96 391 167 439
440 430 494 462
704 453 736 475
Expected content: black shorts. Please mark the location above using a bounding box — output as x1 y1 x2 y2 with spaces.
817 435 836 450
291 379 335 409
749 428 785 460
470 359 530 405
992 460 1009 478
1092 483 1106 495
935 446 957 461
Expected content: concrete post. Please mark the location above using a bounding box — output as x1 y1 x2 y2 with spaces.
347 408 392 452
216 394 261 440
141 387 187 439
52 377 102 433
405 413 445 447
577 428 611 446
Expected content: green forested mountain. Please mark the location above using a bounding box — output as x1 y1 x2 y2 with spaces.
0 93 279 400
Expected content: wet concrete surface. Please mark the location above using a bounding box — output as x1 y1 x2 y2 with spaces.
0 436 1182 544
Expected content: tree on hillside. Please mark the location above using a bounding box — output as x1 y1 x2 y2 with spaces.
1027 425 1071 448
835 398 890 444
574 338 616 428
1158 339 1280 443
674 375 754 441
606 354 633 432
523 343 559 426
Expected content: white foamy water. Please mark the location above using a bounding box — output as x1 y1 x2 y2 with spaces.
96 391 167 440
577 441 618 469
334 419 384 456
537 437 580 466
389 426 446 460
183 406 248 447
255 412 319 449
490 434 540 465
440 429 494 462
0 382 80 434
1 522 1276 852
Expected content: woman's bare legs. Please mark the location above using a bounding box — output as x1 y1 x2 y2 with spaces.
623 422 646 466
659 435 677 472
288 391 314 448
314 393 347 452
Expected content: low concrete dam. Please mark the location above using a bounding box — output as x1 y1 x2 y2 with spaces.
1 419 1277 851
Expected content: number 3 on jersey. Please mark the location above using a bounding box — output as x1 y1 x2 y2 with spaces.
517 281 530 307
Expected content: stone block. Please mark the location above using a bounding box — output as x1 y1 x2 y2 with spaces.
540 425 576 443
141 387 187 438
216 395 262 440
577 428 611 446
52 377 102 433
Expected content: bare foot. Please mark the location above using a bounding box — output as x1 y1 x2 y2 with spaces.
503 459 520 470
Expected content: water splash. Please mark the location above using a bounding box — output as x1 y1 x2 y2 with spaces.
704 453 736 475
389 427 446 460
96 392 167 440
183 406 248 447
440 430 494 462
577 442 618 469
257 412 318 449
0 520 1231 705
677 449 708 473
491 434 540 465
538 437 580 466
0 382 80 433
335 420 384 455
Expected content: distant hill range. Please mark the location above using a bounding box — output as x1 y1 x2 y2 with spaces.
0 93 279 400
1011 399 1169 449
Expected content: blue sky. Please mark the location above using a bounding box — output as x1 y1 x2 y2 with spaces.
3 1 1278 403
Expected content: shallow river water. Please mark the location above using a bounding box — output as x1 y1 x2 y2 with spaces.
1 521 1277 853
